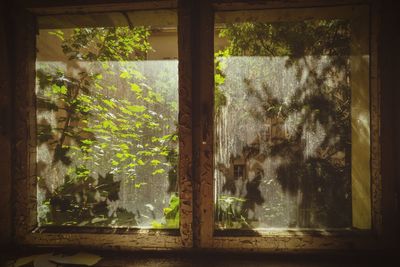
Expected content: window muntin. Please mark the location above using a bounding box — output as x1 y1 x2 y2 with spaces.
35 10 179 228
214 7 371 230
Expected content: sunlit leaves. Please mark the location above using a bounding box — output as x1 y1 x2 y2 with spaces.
214 73 225 86
152 194 179 228
120 71 131 79
127 105 146 113
48 30 64 41
60 26 151 61
101 120 118 131
51 84 68 95
37 24 179 229
74 165 91 180
102 99 116 109
134 182 147 189
130 83 142 94
81 139 93 145
150 159 161 166
152 169 165 175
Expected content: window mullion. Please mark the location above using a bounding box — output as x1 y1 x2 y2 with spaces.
190 0 215 248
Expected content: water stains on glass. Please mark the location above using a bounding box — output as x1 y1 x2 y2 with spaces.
214 17 369 230
35 11 179 228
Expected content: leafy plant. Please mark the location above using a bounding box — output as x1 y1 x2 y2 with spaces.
215 195 250 229
152 194 179 229
37 26 179 228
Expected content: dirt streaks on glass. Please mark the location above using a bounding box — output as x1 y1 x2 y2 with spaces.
214 18 357 230
36 12 179 228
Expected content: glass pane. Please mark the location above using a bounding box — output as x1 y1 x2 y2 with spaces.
36 11 179 228
214 8 370 230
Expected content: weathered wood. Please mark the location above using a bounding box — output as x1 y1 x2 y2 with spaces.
212 234 378 251
24 232 183 250
24 0 177 15
215 6 367 24
212 0 371 11
191 0 215 248
13 9 38 241
37 10 178 29
204 2 384 250
178 0 193 248
13 0 193 250
198 1 215 249
370 0 382 237
0 0 13 245
10 0 392 252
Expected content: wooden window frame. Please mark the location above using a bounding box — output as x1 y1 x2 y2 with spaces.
12 0 386 252
193 0 383 251
13 0 193 250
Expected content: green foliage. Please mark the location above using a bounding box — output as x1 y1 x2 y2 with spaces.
152 194 179 229
216 195 250 229
37 26 178 228
218 20 350 57
215 19 353 228
60 27 151 61
214 50 228 114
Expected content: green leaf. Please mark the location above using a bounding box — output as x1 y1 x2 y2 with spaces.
215 73 225 85
48 30 64 41
120 71 131 79
119 143 129 150
130 83 142 93
51 84 67 95
151 220 163 229
127 105 146 113
120 107 133 116
134 182 147 188
78 95 92 104
131 69 145 80
81 139 93 145
152 169 165 175
101 120 118 131
102 99 116 109
95 83 103 90
150 159 161 166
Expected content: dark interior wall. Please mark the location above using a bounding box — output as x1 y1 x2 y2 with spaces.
380 0 400 248
0 0 13 246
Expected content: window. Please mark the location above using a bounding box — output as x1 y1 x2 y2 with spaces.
13 0 381 251
36 10 179 229
208 4 380 250
214 6 371 231
14 5 192 249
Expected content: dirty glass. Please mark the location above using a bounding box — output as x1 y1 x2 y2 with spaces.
36 11 179 228
214 9 370 230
